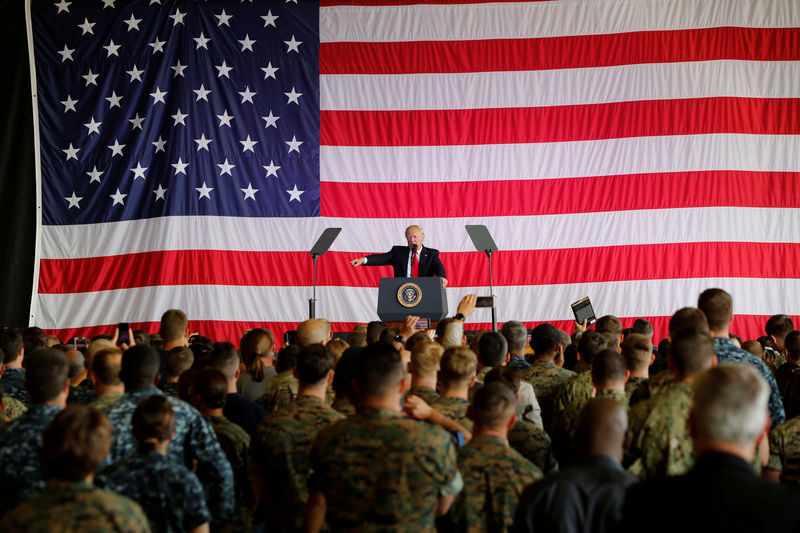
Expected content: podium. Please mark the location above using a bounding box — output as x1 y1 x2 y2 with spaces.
377 277 448 322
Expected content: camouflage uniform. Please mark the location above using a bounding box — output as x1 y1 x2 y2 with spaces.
67 379 96 404
250 395 344 532
507 419 558 475
552 370 593 427
518 359 575 432
331 396 356 417
0 366 28 404
159 381 178 397
206 414 254 533
431 396 473 432
309 407 459 532
89 391 124 413
105 388 234 523
768 416 800 484
0 480 150 533
406 385 439 406
448 435 543 533
553 390 629 467
625 381 694 479
625 376 648 399
1 394 27 420
507 353 530 372
256 369 298 413
769 352 788 373
97 451 211 533
714 337 786 425
0 403 61 515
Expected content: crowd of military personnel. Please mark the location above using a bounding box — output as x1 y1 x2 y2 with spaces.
1 287 800 531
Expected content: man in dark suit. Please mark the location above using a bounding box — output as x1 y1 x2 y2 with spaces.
621 364 800 533
350 225 448 287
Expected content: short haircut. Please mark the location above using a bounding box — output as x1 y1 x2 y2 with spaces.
742 340 765 359
477 331 508 367
530 323 561 358
120 345 161 390
326 339 350 366
378 326 402 347
591 349 628 385
669 307 709 337
500 321 527 352
405 224 424 236
91 348 123 386
366 321 389 345
435 318 454 343
86 339 116 366
354 343 405 399
766 315 795 342
132 395 176 451
595 315 622 336
164 346 194 378
438 346 478 387
25 348 69 404
133 330 150 346
697 288 733 330
577 330 608 366
410 340 444 376
631 318 654 339
297 344 334 385
621 333 653 371
345 331 367 348
692 365 769 448
276 345 300 373
66 350 85 379
404 332 429 353
42 405 111 481
0 326 24 364
23 327 48 355
670 328 715 378
209 341 239 380
483 366 520 394
159 309 188 342
471 382 516 429
297 319 332 347
785 331 800 362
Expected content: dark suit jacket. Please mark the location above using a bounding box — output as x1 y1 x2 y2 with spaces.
365 246 446 279
621 452 800 533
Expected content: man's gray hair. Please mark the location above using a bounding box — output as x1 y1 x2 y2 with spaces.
500 321 527 352
692 364 768 448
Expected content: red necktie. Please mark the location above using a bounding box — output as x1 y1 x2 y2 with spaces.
412 251 419 277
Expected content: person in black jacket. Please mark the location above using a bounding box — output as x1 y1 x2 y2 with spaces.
350 225 447 286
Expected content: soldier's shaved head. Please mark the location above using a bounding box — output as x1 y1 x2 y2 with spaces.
297 319 332 347
576 398 628 461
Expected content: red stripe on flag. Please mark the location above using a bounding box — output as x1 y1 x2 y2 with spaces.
43 315 790 348
38 243 800 294
321 27 800 74
320 171 800 218
321 98 800 146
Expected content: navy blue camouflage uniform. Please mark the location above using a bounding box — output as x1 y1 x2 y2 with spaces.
0 367 29 405
0 404 61 515
97 451 210 533
105 388 234 523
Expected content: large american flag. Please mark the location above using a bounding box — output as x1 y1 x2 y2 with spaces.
28 0 800 343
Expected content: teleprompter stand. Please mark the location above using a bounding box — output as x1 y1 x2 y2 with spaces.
465 224 499 331
308 227 342 319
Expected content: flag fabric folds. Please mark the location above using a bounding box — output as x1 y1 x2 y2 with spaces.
29 0 800 342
